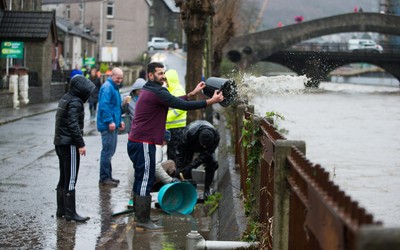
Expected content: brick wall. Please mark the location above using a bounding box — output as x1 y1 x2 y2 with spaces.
0 91 13 109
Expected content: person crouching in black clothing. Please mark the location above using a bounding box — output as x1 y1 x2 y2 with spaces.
54 75 95 222
175 120 220 198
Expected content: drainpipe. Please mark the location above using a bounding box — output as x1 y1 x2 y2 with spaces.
99 0 105 61
186 231 260 250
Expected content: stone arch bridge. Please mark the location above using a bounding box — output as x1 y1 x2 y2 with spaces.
224 13 400 87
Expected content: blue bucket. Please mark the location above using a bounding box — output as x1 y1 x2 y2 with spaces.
157 182 197 215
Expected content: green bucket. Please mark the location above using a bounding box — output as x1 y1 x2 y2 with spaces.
157 182 197 215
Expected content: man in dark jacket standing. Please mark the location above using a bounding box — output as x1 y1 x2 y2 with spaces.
175 120 220 199
127 62 224 230
54 75 95 222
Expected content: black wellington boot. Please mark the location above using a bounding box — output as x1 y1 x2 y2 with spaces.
56 187 65 218
64 191 90 222
134 195 163 231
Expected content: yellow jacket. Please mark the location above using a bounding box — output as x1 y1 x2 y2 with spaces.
165 69 187 129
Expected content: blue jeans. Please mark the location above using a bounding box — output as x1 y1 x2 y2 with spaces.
100 130 118 181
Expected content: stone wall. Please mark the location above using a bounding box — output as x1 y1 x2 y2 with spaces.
25 38 53 103
0 91 13 109
209 109 248 241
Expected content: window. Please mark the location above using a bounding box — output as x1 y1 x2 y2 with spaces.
149 15 154 27
106 26 114 42
107 2 114 18
66 5 70 20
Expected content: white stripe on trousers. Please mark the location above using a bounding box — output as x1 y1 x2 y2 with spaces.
68 145 77 191
140 143 150 196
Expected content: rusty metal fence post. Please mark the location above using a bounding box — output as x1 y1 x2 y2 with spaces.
272 140 306 250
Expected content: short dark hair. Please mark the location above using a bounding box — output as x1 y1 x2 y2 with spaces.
147 62 164 74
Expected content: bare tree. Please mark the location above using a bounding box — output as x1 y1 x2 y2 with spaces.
211 0 240 76
175 0 215 122
175 0 245 122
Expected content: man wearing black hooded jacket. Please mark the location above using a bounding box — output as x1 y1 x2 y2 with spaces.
175 120 220 198
54 75 95 222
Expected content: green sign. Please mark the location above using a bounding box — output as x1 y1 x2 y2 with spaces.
1 41 24 59
83 57 96 67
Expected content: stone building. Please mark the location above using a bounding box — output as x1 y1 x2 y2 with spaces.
148 0 182 48
54 16 97 71
0 0 60 107
42 0 150 65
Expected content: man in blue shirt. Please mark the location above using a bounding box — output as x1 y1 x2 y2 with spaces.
97 67 126 186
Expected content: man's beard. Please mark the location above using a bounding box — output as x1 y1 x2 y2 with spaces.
154 76 165 85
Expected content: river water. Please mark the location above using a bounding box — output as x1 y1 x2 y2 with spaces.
240 75 400 227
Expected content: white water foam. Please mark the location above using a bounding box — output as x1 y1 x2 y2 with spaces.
236 74 309 100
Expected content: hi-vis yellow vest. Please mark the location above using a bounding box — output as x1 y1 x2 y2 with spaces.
166 69 187 129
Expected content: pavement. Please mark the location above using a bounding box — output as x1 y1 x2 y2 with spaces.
0 86 132 126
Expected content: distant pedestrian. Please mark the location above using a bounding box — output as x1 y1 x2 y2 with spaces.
82 65 90 78
294 15 304 23
123 78 146 124
70 64 83 79
97 67 126 187
88 68 101 122
139 70 147 80
54 75 95 222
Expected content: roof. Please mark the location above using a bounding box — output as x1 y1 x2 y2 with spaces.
163 0 180 13
0 10 57 41
56 16 97 42
42 0 98 4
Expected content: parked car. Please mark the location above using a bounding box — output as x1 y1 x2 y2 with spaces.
348 39 383 53
147 37 174 51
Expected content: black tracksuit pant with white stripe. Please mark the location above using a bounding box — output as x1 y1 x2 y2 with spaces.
56 145 80 192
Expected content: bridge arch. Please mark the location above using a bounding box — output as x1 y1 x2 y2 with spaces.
224 13 400 64
266 51 400 87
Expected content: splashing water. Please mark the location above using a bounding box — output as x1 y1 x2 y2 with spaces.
235 73 310 101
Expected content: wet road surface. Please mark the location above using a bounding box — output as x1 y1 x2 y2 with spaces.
0 109 211 249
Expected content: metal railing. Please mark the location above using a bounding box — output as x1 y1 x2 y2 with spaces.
232 104 399 250
286 42 400 54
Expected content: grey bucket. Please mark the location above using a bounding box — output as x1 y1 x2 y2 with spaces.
203 77 237 107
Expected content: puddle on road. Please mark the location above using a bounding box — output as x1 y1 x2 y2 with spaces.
95 189 211 250
51 186 211 249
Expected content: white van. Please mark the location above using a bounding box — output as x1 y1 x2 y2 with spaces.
348 39 383 53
